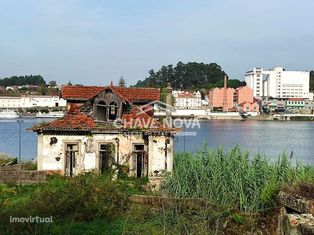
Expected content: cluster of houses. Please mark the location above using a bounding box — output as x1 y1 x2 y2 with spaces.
173 76 259 113
172 67 314 114
0 85 43 92
0 95 66 109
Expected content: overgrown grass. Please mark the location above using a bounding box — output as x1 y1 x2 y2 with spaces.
0 172 148 234
163 146 314 212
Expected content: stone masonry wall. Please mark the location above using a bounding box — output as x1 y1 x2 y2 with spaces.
0 164 46 184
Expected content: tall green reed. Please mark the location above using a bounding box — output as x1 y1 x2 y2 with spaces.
163 146 314 212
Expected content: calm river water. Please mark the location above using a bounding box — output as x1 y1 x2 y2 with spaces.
0 119 313 165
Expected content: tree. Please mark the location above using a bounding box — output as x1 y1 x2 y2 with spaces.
135 61 227 90
49 80 57 87
118 76 126 87
208 79 246 89
0 75 46 86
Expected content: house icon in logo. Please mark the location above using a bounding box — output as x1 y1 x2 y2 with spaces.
136 100 176 116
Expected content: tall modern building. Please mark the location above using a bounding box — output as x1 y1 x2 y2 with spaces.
245 67 310 99
244 67 263 97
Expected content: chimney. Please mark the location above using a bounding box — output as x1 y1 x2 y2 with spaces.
224 74 228 89
110 81 113 87
165 83 173 127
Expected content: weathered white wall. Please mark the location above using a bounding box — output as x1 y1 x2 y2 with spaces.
37 132 173 178
148 135 173 176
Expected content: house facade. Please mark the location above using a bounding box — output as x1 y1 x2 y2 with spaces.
172 91 202 109
31 84 176 182
285 98 306 110
238 101 260 112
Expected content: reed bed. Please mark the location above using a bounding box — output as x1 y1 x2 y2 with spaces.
163 146 314 213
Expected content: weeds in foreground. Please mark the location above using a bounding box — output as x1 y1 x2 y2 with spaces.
163 146 314 212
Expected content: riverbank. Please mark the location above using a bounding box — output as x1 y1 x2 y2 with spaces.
1 147 314 234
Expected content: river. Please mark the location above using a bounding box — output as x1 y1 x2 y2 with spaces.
0 119 313 165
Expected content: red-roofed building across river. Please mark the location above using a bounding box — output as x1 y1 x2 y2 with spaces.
31 83 176 184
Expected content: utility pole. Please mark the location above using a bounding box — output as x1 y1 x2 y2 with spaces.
17 119 24 163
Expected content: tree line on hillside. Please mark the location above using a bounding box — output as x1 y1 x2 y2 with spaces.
0 75 45 86
134 62 245 90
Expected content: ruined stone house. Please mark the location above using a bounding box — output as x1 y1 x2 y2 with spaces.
31 84 176 182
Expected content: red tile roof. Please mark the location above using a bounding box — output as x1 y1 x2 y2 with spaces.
111 86 160 102
287 98 304 101
32 112 94 131
239 101 259 106
61 86 104 100
61 85 160 102
31 105 176 133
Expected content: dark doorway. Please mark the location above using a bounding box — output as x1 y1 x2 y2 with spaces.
133 144 145 178
99 143 114 173
65 143 78 177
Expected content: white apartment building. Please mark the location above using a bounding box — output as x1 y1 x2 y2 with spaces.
245 67 310 99
0 95 66 109
244 67 263 97
172 91 202 109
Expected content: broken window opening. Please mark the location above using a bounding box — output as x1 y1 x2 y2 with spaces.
99 143 115 173
133 144 146 178
109 102 118 120
65 143 78 177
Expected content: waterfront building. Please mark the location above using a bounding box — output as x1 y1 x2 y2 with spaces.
172 91 202 109
238 101 260 112
208 76 257 112
208 75 235 111
0 95 66 109
244 67 263 97
31 84 176 183
208 87 234 111
234 86 254 104
285 98 306 110
245 67 310 99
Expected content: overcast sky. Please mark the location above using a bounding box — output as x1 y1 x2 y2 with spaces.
0 0 313 86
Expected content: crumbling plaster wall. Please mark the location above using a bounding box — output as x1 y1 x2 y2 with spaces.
148 135 173 176
37 132 173 177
